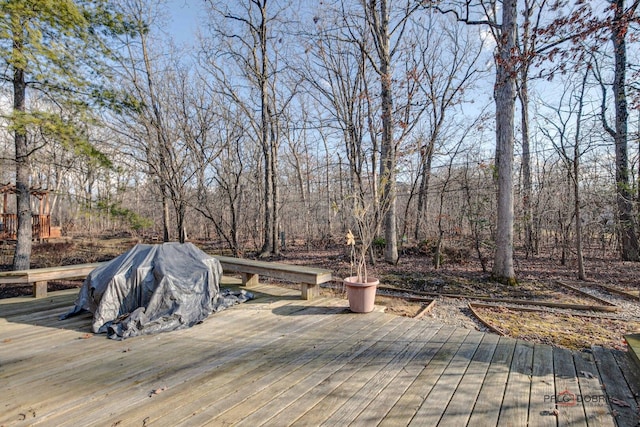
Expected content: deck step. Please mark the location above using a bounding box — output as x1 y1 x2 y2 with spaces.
625 333 640 369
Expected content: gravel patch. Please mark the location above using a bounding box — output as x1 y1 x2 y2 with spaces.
422 296 489 332
575 286 640 321
415 287 640 345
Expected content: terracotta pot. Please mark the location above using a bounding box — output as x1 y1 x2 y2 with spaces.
344 276 379 313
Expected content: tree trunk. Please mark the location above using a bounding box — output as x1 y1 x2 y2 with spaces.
177 201 186 243
463 164 488 272
162 191 170 242
611 0 639 261
230 196 239 257
139 27 172 244
574 160 585 279
414 141 435 240
434 185 446 270
260 139 274 256
519 0 534 259
559 209 568 266
574 69 589 280
271 141 279 255
376 0 398 265
258 2 275 257
12 20 32 271
322 135 332 238
520 77 534 258
492 0 517 284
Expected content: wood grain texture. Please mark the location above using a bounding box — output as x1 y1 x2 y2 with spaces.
0 283 635 426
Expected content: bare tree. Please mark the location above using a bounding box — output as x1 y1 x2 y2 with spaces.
537 0 640 262
359 0 425 264
540 70 594 279
172 66 226 244
188 97 248 256
202 0 297 257
407 13 487 241
431 0 519 283
433 135 467 269
463 154 495 272
601 0 640 261
517 0 548 258
111 0 195 243
301 6 370 238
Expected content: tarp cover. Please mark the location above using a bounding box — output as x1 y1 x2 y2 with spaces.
62 242 252 340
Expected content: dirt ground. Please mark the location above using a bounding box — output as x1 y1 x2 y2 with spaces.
1 237 639 351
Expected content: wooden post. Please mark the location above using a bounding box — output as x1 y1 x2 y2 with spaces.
301 284 319 300
44 192 50 215
1 192 5 238
241 273 259 287
32 281 47 298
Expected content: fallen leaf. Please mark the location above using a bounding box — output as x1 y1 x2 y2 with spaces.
610 397 631 407
78 334 92 340
580 370 595 379
149 386 168 397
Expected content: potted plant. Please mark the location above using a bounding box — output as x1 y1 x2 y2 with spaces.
341 158 395 312
345 228 379 313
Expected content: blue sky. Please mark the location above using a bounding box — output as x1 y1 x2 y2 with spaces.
166 0 203 45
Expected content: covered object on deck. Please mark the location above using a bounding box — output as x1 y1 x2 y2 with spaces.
62 242 251 339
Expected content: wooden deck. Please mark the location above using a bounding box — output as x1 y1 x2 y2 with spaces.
1 281 639 426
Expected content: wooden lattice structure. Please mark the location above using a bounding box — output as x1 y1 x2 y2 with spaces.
0 183 52 241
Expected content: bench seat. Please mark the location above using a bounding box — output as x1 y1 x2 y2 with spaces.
216 255 332 300
0 257 333 300
0 262 105 298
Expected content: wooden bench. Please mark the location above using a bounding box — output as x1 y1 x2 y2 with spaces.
0 262 104 298
0 257 333 300
215 255 332 300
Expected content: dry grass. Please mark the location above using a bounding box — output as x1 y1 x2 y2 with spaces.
473 305 639 350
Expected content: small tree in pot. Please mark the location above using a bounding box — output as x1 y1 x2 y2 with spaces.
344 192 386 313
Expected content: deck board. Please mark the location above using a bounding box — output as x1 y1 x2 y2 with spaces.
553 344 588 427
573 350 616 427
319 321 443 426
282 318 420 426
245 314 407 426
350 325 456 427
1 284 638 426
611 349 640 411
52 300 348 426
438 332 499 426
378 327 471 426
230 314 413 426
592 346 640 427
499 340 535 426
466 336 517 426
408 330 485 425
186 310 395 426
214 316 403 426
528 343 557 427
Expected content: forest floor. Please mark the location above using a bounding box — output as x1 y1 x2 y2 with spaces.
1 236 639 352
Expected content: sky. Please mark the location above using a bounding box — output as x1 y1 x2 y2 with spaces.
166 0 203 46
